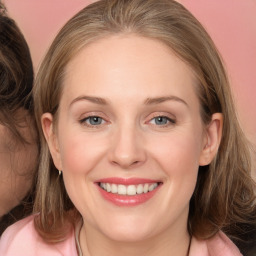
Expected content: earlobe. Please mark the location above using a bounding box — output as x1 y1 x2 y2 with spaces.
41 113 62 171
199 113 223 166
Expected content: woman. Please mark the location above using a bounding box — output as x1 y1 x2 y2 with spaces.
0 3 38 234
1 0 255 255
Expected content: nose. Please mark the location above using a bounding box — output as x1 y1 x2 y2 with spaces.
108 124 147 169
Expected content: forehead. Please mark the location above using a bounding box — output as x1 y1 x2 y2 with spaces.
61 35 198 106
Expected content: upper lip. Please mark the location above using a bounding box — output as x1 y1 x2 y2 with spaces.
95 177 161 185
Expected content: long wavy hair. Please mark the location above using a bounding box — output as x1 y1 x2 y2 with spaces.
0 1 37 235
0 3 34 142
33 0 256 248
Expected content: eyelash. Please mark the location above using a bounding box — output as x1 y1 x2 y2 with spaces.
148 115 176 127
79 114 176 129
79 116 107 128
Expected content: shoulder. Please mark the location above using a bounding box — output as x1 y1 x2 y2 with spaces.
189 231 242 256
0 215 37 255
0 215 77 256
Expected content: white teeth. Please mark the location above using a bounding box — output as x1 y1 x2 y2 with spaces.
106 183 111 192
99 182 159 195
111 184 118 193
136 184 143 194
143 184 149 193
118 185 126 195
148 184 155 191
127 185 136 195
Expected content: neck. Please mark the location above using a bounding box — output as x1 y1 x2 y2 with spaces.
79 219 190 256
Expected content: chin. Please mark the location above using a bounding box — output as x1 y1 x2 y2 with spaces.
99 218 156 242
106 229 153 243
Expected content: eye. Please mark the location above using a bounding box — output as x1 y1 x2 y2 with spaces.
149 116 175 126
81 116 106 126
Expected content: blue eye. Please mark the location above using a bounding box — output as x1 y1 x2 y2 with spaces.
83 116 105 126
150 116 175 125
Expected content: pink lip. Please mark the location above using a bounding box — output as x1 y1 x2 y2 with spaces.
95 177 162 207
95 177 159 185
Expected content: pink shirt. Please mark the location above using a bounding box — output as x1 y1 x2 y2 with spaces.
0 215 242 256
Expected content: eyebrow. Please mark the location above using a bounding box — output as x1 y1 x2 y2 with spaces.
70 95 188 107
70 96 108 107
144 96 188 107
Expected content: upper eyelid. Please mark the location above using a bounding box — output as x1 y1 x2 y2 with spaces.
80 115 107 123
155 116 175 122
77 111 176 122
148 116 176 124
146 112 176 120
79 111 108 120
83 116 104 121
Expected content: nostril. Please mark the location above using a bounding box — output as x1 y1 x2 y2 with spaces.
110 159 143 169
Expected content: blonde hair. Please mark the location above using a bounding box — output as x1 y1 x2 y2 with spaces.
33 0 256 245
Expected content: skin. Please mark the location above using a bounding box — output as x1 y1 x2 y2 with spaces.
43 35 222 256
0 109 37 217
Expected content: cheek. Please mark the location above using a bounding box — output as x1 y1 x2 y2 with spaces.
150 133 202 213
148 130 203 179
0 137 36 215
58 131 107 175
56 131 105 209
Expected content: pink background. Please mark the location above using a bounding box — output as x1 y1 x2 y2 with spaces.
4 0 256 176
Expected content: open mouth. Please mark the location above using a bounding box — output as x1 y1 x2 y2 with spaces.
98 182 161 195
96 179 162 206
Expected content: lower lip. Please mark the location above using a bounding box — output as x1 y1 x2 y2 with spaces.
97 184 161 207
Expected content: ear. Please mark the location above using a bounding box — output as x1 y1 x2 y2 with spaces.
199 113 223 166
41 113 62 171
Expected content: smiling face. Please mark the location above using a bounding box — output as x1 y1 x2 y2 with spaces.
42 35 222 244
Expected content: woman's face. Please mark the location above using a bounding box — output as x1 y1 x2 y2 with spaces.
0 110 37 217
43 35 221 242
